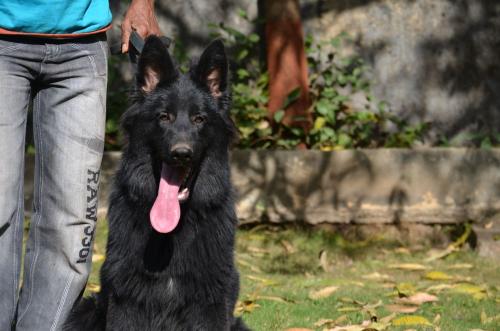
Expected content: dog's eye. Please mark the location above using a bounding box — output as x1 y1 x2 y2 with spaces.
159 112 175 123
192 115 205 125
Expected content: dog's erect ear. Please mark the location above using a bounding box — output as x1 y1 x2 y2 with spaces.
137 36 177 93
195 40 228 99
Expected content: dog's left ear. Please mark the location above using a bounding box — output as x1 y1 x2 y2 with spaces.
195 40 228 99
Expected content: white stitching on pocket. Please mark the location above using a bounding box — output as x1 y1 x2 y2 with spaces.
68 43 100 77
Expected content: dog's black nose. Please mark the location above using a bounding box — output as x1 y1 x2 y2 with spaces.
171 146 193 164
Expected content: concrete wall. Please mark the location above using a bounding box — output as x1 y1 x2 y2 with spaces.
301 0 500 143
23 149 500 226
110 0 500 143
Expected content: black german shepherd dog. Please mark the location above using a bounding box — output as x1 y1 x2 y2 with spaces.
64 36 249 330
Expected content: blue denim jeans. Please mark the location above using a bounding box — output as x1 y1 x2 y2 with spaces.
0 34 107 331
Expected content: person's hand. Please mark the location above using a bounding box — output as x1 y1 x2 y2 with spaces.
121 0 161 53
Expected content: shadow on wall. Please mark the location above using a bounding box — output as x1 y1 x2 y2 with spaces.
302 0 500 145
419 0 500 142
230 149 500 225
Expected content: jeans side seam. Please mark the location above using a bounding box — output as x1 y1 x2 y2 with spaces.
49 273 74 331
16 94 44 323
11 132 25 322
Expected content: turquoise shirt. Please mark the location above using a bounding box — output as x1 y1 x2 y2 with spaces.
0 0 112 34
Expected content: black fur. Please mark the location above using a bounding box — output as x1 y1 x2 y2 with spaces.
64 36 249 331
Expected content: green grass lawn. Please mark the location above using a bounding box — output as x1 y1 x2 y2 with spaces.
87 220 500 331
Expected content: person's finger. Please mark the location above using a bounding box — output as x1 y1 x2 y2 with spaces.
121 19 132 53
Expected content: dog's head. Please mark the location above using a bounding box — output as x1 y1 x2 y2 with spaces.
122 36 235 233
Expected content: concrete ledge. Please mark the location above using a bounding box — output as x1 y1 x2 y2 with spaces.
24 148 500 226
230 148 500 225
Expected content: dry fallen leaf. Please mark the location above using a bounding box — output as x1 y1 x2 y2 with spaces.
319 250 334 273
335 315 349 325
308 286 339 300
389 263 428 271
280 240 296 254
234 300 260 315
391 315 433 327
236 258 263 273
247 246 270 254
451 283 488 300
385 304 419 313
424 271 454 281
396 292 439 305
480 311 488 324
245 275 278 286
327 318 391 331
328 326 366 331
337 306 362 313
379 313 396 324
425 246 457 262
364 300 383 309
91 254 104 263
480 310 500 324
362 272 392 281
255 295 293 304
426 284 454 293
394 247 411 254
314 318 335 327
447 263 474 270
86 283 101 293
396 283 417 297
339 297 366 305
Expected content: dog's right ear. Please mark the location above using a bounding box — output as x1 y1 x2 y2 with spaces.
137 36 177 93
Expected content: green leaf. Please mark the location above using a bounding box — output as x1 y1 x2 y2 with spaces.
248 33 260 43
330 36 342 48
237 49 249 61
316 99 331 116
481 137 492 149
290 127 304 137
282 87 301 109
274 110 285 123
337 74 347 85
237 69 250 79
237 9 247 19
313 117 326 131
337 133 352 147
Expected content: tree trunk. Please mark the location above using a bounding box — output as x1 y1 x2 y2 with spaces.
265 0 311 131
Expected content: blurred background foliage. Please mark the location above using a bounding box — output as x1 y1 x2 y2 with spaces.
102 12 430 151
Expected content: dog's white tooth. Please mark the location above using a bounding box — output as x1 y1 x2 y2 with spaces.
177 188 190 202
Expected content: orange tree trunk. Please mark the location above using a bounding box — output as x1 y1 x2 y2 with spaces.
265 0 311 131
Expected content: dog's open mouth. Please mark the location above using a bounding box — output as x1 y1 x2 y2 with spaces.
149 163 193 233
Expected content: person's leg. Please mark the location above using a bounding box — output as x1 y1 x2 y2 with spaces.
0 38 38 330
16 35 108 331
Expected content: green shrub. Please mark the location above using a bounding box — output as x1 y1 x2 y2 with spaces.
210 14 430 150
103 12 430 151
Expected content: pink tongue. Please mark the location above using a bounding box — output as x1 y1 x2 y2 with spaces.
150 163 181 233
